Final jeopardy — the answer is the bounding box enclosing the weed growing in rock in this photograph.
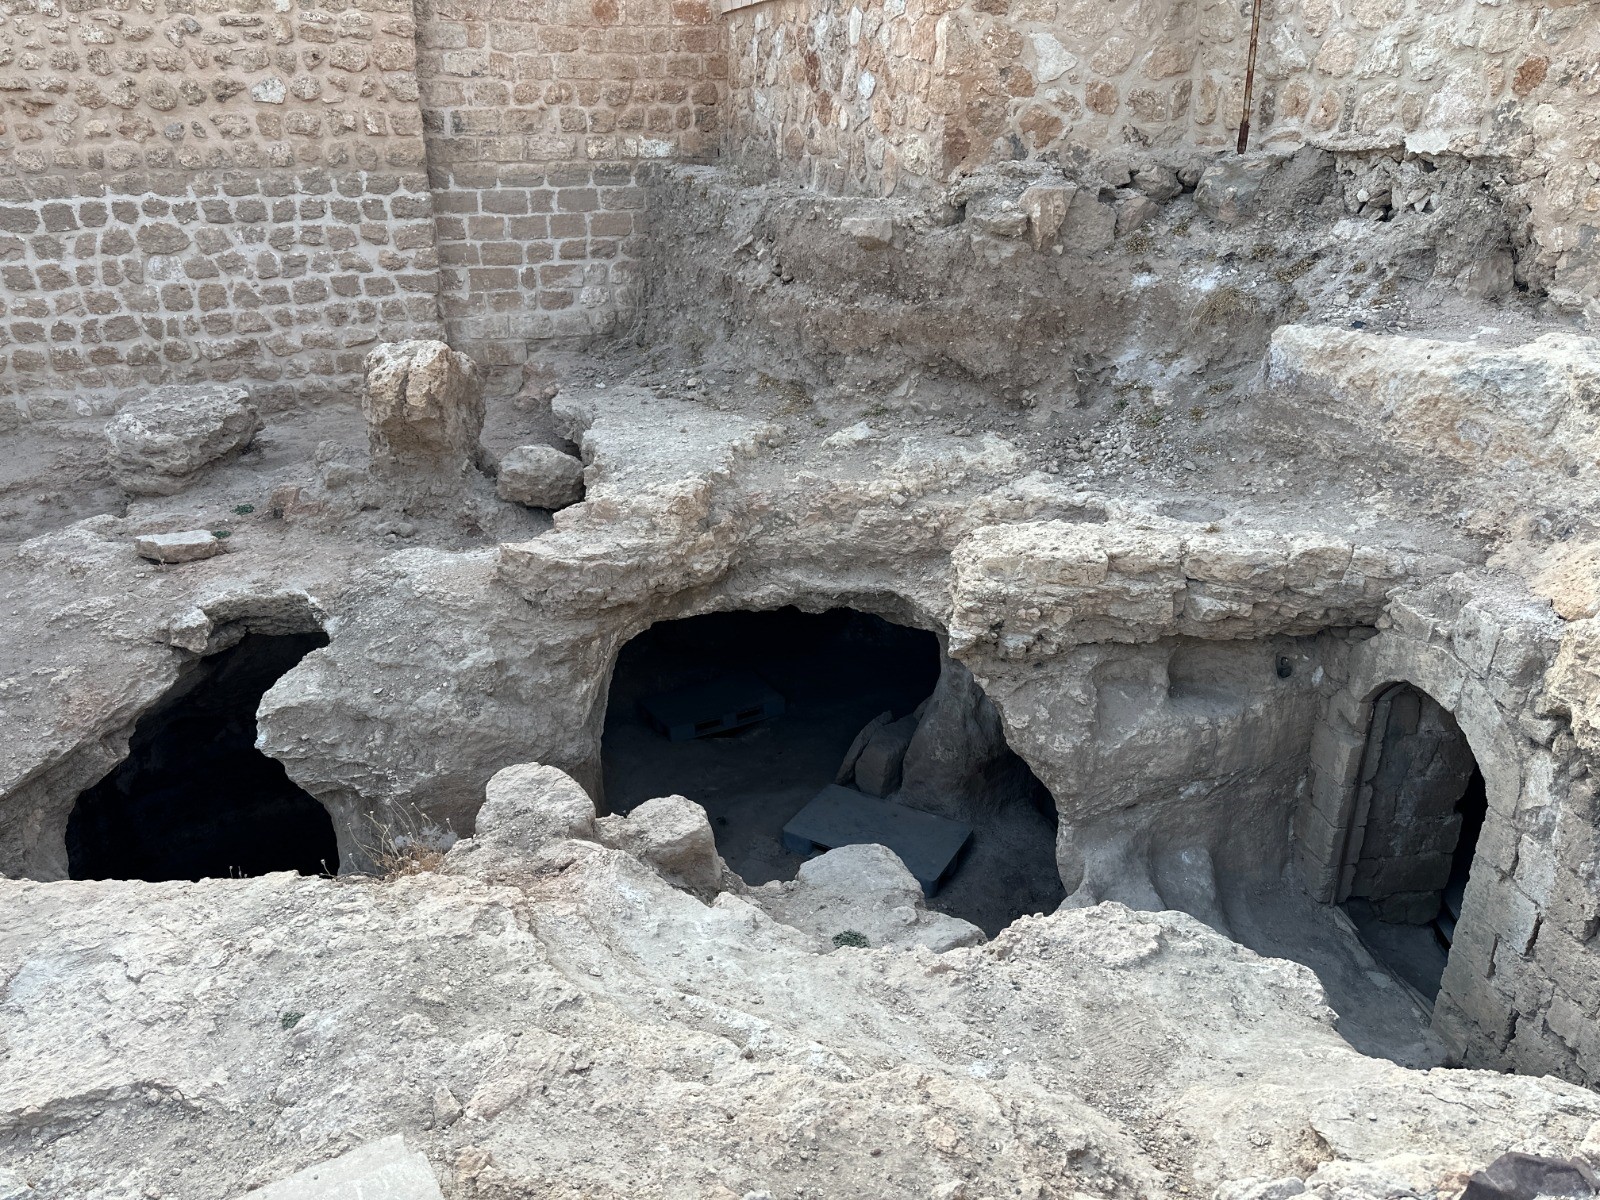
[365,804,455,879]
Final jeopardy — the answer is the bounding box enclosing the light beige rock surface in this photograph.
[495,444,585,510]
[0,789,1594,1199]
[363,341,486,488]
[106,385,261,497]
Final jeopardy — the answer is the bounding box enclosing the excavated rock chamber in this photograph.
[602,606,1064,933]
[66,632,339,882]
[1341,683,1489,1002]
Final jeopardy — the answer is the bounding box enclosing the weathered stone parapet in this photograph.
[947,518,1445,658]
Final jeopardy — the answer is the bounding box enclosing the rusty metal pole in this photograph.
[1236,0,1264,153]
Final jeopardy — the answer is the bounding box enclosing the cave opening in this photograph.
[1341,682,1487,1002]
[601,605,1063,934]
[66,631,339,883]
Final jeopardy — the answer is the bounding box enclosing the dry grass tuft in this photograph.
[364,804,455,880]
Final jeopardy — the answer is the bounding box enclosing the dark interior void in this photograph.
[67,632,339,882]
[1342,683,1485,1002]
[602,606,1064,934]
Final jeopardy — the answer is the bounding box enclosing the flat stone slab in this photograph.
[782,785,972,895]
[133,530,228,564]
[639,669,785,741]
[236,1135,443,1200]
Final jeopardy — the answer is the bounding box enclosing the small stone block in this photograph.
[782,785,972,896]
[236,1134,443,1200]
[133,530,228,564]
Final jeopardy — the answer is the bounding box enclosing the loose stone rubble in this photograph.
[130,529,230,565]
[1,1,1599,1194]
[495,445,587,511]
[105,386,261,497]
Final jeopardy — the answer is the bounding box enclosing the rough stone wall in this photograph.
[722,0,1212,195]
[1296,575,1600,1083]
[1251,0,1600,316]
[720,0,1598,313]
[415,0,727,390]
[0,0,445,414]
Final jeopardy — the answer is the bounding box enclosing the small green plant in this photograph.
[1189,404,1205,421]
[832,930,869,949]
[211,529,231,539]
[280,1011,304,1030]
[233,503,255,515]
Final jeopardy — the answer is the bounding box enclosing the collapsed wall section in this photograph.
[717,0,1598,313]
[0,0,445,415]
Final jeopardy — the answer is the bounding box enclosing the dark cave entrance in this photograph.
[601,606,1063,934]
[66,632,339,882]
[1341,683,1487,1002]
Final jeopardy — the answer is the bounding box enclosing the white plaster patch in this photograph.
[1029,32,1076,83]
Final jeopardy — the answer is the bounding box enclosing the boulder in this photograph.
[1116,195,1160,236]
[854,714,919,797]
[133,530,228,564]
[1133,164,1182,202]
[842,215,893,250]
[363,340,485,485]
[106,385,260,496]
[444,762,597,880]
[1020,183,1073,250]
[496,444,586,510]
[596,794,729,895]
[836,710,892,784]
[1196,157,1280,225]
[751,843,984,953]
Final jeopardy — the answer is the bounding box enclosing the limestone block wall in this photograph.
[415,0,727,391]
[1296,576,1600,1084]
[0,0,444,414]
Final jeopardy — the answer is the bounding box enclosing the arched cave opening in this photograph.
[601,606,1063,933]
[1341,682,1487,1002]
[66,632,339,882]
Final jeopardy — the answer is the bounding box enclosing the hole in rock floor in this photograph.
[67,632,340,882]
[602,606,1065,934]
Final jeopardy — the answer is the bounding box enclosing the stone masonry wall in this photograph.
[723,0,1236,197]
[1296,576,1600,1085]
[1250,0,1600,318]
[721,0,1598,316]
[0,0,443,415]
[414,0,727,392]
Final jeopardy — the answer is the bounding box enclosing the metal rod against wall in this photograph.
[1236,0,1264,153]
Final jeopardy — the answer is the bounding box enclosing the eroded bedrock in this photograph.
[2,1,1600,1188]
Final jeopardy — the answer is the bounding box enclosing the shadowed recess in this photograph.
[67,632,338,882]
